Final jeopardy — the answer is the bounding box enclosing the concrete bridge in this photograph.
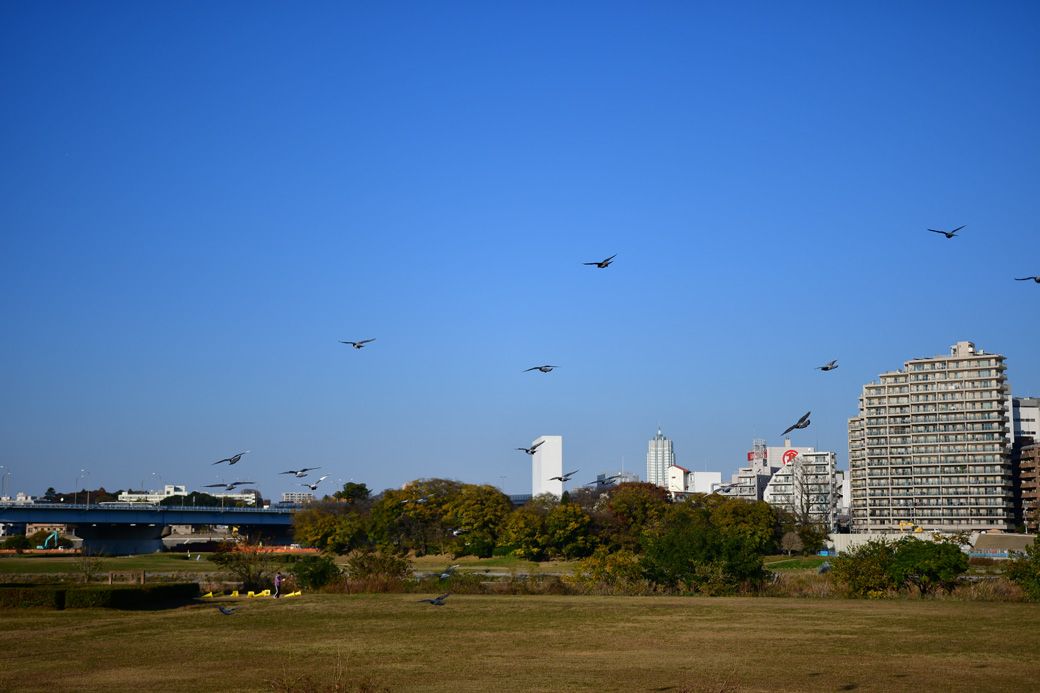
[0,503,296,555]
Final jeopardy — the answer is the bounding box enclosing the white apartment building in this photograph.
[646,428,675,488]
[763,450,840,530]
[1014,397,1040,442]
[281,492,315,504]
[532,435,564,498]
[848,341,1014,532]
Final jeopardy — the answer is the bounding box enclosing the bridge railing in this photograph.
[0,503,297,514]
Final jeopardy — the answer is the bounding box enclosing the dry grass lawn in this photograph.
[1,594,1038,692]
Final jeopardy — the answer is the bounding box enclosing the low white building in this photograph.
[667,464,721,496]
[118,484,187,504]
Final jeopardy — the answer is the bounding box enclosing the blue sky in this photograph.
[2,1,1038,499]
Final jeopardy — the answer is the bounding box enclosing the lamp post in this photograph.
[75,469,88,505]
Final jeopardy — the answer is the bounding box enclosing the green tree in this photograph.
[887,537,968,595]
[568,547,645,592]
[333,482,371,506]
[288,554,341,589]
[1004,535,1040,601]
[293,506,369,554]
[639,503,766,594]
[603,482,670,550]
[443,484,512,558]
[499,498,557,560]
[543,502,595,559]
[830,539,898,597]
[2,534,31,551]
[701,495,778,554]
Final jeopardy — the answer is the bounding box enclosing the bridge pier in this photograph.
[74,523,169,556]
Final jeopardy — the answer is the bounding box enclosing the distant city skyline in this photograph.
[1,3,1038,499]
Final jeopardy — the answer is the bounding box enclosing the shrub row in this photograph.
[0,583,199,610]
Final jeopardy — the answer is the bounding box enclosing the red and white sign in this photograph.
[781,450,799,465]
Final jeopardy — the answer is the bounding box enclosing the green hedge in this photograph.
[1,583,199,610]
[0,585,66,609]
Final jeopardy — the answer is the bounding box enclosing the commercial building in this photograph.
[646,428,675,488]
[531,435,563,498]
[848,341,1014,532]
[280,492,315,504]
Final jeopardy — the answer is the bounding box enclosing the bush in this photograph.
[1005,536,1040,601]
[0,585,66,609]
[830,539,898,597]
[64,583,200,609]
[289,554,341,590]
[342,549,412,582]
[2,535,31,552]
[567,548,648,594]
[210,541,276,591]
[888,537,967,595]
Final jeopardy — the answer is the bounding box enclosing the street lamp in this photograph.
[75,469,88,505]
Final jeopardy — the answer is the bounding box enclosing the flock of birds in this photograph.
[205,451,328,494]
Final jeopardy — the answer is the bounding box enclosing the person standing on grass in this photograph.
[274,571,283,598]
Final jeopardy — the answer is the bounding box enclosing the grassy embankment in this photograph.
[1,593,1038,692]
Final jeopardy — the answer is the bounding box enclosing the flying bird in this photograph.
[516,441,545,455]
[816,360,839,371]
[549,469,580,482]
[204,481,255,491]
[216,605,237,616]
[300,475,329,491]
[417,593,451,606]
[213,451,249,466]
[439,565,461,580]
[1014,275,1040,283]
[928,225,965,239]
[280,467,322,478]
[340,339,375,349]
[781,411,812,436]
[585,475,621,488]
[583,254,617,268]
[523,365,558,373]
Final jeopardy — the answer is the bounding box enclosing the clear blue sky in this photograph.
[2,1,1038,499]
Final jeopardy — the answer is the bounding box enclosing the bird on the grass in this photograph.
[204,481,255,491]
[782,411,812,436]
[583,254,617,269]
[928,225,965,239]
[340,339,375,349]
[300,475,329,491]
[523,365,558,373]
[280,467,321,478]
[418,593,451,606]
[516,441,545,455]
[549,469,580,482]
[816,360,839,372]
[1014,275,1040,283]
[216,605,237,615]
[213,451,249,466]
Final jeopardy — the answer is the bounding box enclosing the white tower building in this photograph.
[646,428,675,488]
[531,435,563,498]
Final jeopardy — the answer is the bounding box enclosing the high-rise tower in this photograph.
[848,341,1014,532]
[531,435,563,498]
[646,428,675,488]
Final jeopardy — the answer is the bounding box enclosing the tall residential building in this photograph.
[848,341,1014,532]
[531,435,563,498]
[763,450,841,531]
[646,428,675,488]
[1012,397,1040,529]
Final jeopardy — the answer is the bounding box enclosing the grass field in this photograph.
[0,553,221,576]
[1,594,1038,692]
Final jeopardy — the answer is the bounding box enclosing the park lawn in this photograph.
[763,555,830,571]
[1,594,1038,692]
[0,553,222,576]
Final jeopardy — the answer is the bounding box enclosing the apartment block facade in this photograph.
[848,341,1014,532]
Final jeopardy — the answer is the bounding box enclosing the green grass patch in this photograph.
[764,555,830,571]
[0,553,221,576]
[0,594,1038,691]
[407,553,579,575]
